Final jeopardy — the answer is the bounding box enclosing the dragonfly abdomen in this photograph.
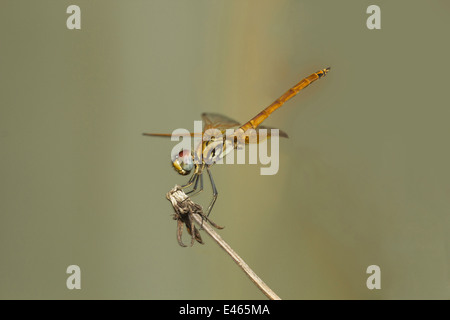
[240,67,330,132]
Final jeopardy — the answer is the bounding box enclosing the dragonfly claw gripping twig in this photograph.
[166,185,223,247]
[165,185,281,300]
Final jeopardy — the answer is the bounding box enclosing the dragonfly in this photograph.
[144,67,330,217]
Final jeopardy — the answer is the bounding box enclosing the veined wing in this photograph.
[143,113,288,141]
[237,125,289,144]
[202,113,241,132]
[141,114,233,138]
[202,113,288,144]
[142,113,236,139]
[258,125,289,139]
[142,132,202,138]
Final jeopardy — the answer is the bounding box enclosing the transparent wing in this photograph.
[202,113,241,131]
[143,114,288,141]
[239,126,289,144]
[258,125,289,139]
[142,132,202,138]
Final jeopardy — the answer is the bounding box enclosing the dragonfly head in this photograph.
[172,149,194,176]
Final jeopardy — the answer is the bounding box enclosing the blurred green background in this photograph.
[1,0,449,299]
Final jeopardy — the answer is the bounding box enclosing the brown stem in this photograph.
[190,212,281,300]
[167,186,281,300]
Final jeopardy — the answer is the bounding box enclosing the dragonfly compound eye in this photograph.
[172,149,194,175]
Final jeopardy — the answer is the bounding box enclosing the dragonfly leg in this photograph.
[181,163,205,190]
[187,173,203,197]
[185,174,199,195]
[181,172,197,189]
[205,166,218,217]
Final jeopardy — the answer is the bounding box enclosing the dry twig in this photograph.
[166,185,281,300]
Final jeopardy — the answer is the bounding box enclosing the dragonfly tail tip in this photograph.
[318,67,331,78]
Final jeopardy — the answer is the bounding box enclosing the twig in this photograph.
[190,211,281,300]
[166,186,281,300]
